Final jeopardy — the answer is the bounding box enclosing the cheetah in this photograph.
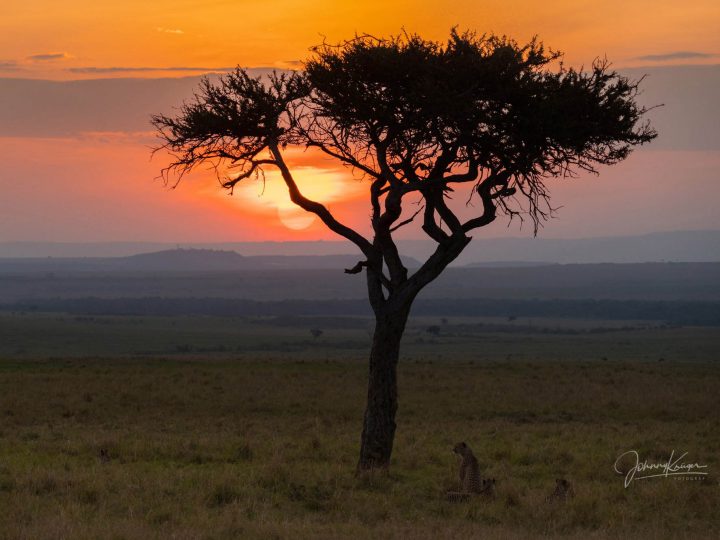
[454,441,483,493]
[446,442,495,501]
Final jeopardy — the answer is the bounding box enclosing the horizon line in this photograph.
[1,229,719,246]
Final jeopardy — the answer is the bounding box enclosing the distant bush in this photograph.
[310,328,323,339]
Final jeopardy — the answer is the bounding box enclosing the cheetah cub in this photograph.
[547,478,575,502]
[446,442,496,501]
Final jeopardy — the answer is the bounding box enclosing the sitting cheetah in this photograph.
[454,441,483,493]
[446,442,496,501]
[547,478,575,502]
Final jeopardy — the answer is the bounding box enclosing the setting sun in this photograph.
[219,145,368,231]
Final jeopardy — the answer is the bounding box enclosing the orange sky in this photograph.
[2,0,719,79]
[0,1,719,243]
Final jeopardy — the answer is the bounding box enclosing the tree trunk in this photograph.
[357,305,411,472]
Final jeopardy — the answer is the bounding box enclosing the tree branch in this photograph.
[344,260,367,274]
[367,136,409,286]
[392,232,471,310]
[461,170,512,232]
[389,205,424,233]
[426,187,463,235]
[421,198,450,244]
[305,139,381,180]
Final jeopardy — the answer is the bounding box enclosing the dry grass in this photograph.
[0,355,718,539]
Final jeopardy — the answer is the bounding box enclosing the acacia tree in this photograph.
[152,30,656,471]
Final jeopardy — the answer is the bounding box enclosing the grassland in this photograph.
[1,313,717,362]
[0,315,718,538]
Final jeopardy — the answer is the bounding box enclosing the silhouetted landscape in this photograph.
[3,11,720,539]
[1,240,719,363]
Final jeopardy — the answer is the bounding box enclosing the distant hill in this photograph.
[124,249,247,271]
[0,248,421,273]
[1,230,719,264]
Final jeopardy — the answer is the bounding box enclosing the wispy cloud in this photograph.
[27,52,73,62]
[156,27,184,35]
[68,66,237,74]
[635,51,714,62]
[0,60,22,71]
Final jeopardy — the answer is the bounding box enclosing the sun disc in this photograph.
[277,206,316,230]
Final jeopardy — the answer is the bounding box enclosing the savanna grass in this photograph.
[0,354,718,539]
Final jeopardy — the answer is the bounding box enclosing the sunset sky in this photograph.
[1,1,719,244]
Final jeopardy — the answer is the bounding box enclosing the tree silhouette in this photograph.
[152,30,656,471]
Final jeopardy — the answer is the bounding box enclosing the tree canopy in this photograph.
[154,30,655,304]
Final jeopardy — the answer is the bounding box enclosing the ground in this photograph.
[0,315,718,538]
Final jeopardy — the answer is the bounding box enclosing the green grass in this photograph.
[1,349,719,538]
[1,313,717,362]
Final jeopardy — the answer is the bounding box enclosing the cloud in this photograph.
[635,51,714,62]
[157,27,184,34]
[27,52,72,62]
[0,61,22,71]
[68,66,237,74]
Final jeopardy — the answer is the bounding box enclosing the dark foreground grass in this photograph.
[1,356,718,539]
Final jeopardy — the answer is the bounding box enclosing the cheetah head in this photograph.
[452,442,469,455]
